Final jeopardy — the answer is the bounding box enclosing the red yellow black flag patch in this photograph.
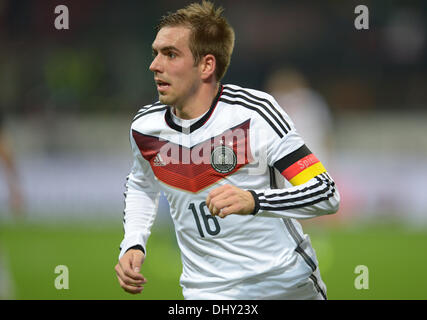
[274,145,326,185]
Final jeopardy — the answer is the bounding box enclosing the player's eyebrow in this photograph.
[152,45,182,55]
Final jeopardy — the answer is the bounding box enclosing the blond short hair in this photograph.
[157,1,235,82]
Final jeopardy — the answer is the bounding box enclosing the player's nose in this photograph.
[149,55,163,73]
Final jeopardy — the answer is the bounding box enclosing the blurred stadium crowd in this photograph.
[0,0,426,224]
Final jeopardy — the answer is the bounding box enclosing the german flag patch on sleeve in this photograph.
[274,144,326,186]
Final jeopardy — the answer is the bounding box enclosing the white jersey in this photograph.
[119,84,340,299]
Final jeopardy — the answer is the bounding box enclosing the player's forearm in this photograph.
[120,179,160,259]
[249,173,340,219]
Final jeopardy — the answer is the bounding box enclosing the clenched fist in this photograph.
[206,184,255,218]
[115,249,147,294]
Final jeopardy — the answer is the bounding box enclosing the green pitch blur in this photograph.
[0,218,426,299]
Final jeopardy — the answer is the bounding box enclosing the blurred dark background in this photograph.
[0,0,426,221]
[1,0,426,117]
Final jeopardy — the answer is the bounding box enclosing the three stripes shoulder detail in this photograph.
[255,173,336,212]
[219,86,291,138]
[132,102,168,122]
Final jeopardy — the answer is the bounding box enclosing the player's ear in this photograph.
[200,54,216,81]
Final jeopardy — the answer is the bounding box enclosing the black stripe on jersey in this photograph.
[274,144,312,173]
[282,218,318,272]
[221,90,290,136]
[250,170,326,215]
[133,102,163,118]
[261,183,331,205]
[222,86,292,132]
[283,218,328,299]
[283,218,303,243]
[134,101,163,116]
[133,104,168,123]
[260,177,324,201]
[260,188,336,211]
[219,97,284,138]
[295,246,317,271]
[258,176,336,210]
[269,166,277,189]
[320,172,335,186]
[310,274,327,300]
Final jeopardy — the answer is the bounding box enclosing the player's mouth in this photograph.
[155,79,170,92]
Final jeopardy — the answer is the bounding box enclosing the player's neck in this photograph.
[173,82,220,120]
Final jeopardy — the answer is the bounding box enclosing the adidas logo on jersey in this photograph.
[153,153,166,166]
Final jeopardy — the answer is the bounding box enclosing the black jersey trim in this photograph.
[320,172,335,186]
[260,188,336,211]
[258,176,334,209]
[295,246,317,271]
[310,274,327,300]
[132,105,168,123]
[126,244,145,255]
[164,85,223,134]
[221,89,290,136]
[283,218,303,243]
[259,174,336,210]
[248,190,260,215]
[282,218,316,270]
[269,166,278,188]
[282,218,320,279]
[134,101,163,116]
[260,182,331,205]
[222,86,291,132]
[259,173,335,210]
[219,97,284,138]
[269,160,326,300]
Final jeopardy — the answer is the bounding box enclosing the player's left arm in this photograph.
[207,106,339,219]
[206,148,340,219]
[247,144,340,219]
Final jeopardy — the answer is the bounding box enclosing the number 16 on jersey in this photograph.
[189,201,221,237]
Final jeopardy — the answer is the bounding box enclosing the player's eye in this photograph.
[167,52,176,59]
[152,50,158,57]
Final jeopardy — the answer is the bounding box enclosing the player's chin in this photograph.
[158,94,173,105]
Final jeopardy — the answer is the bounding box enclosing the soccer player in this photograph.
[115,1,340,300]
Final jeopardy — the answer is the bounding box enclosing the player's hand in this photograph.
[115,249,147,294]
[206,184,255,218]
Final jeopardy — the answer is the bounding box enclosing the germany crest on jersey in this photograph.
[210,145,236,173]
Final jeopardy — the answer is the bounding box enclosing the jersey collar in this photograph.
[164,84,223,134]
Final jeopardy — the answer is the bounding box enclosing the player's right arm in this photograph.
[116,126,161,293]
[115,248,146,294]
